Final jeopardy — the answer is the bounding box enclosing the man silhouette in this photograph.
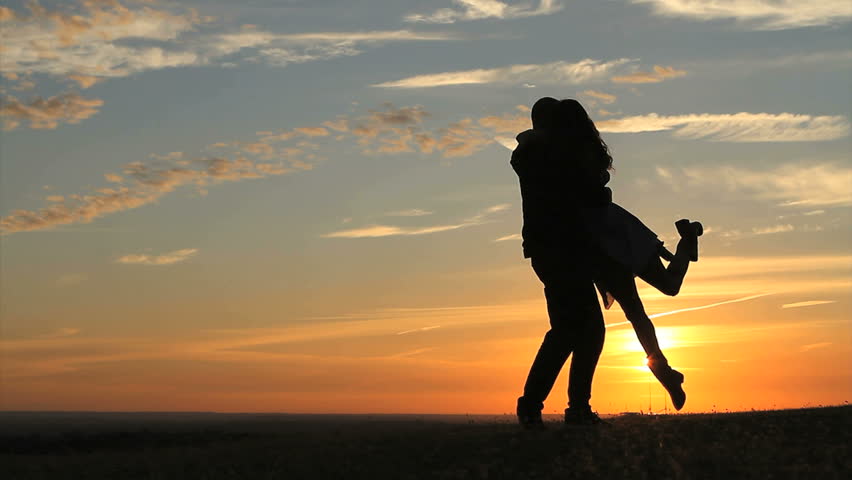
[511,97,610,427]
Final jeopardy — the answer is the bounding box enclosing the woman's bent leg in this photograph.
[640,250,689,297]
[645,221,702,296]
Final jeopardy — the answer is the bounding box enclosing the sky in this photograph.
[1,0,850,415]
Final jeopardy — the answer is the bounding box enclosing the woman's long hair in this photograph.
[557,99,613,173]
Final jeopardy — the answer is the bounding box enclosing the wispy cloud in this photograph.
[7,101,847,233]
[212,29,457,68]
[1,93,103,130]
[655,162,852,207]
[782,300,837,309]
[385,209,434,217]
[67,74,102,89]
[714,223,797,241]
[0,1,457,81]
[0,1,458,129]
[396,325,442,335]
[495,233,522,242]
[799,342,832,352]
[0,0,204,80]
[752,224,795,235]
[582,90,617,104]
[1,155,290,234]
[352,108,846,169]
[630,0,852,30]
[373,58,632,88]
[598,112,850,142]
[322,204,509,239]
[40,327,81,339]
[339,104,496,158]
[405,0,563,24]
[0,103,447,233]
[116,248,199,266]
[611,65,686,83]
[321,224,470,238]
[2,72,36,92]
[713,225,793,241]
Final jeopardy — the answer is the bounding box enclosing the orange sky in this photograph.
[3,255,849,414]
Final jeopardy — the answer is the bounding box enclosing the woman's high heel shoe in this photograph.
[648,353,687,411]
[675,219,703,262]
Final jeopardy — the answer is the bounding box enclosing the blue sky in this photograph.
[1,1,850,413]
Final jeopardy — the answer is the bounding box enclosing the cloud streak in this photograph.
[322,204,510,239]
[611,65,686,83]
[782,300,836,309]
[0,103,451,234]
[605,293,774,329]
[373,58,632,88]
[6,102,847,233]
[656,162,852,207]
[116,248,199,266]
[751,224,794,235]
[495,233,522,242]
[0,1,458,129]
[1,93,103,130]
[212,29,457,69]
[405,0,563,24]
[396,325,442,335]
[0,1,457,81]
[583,90,617,104]
[0,0,204,79]
[385,209,434,217]
[388,108,849,160]
[40,327,81,339]
[799,342,832,352]
[598,112,850,142]
[1,156,290,234]
[630,0,852,30]
[338,103,497,158]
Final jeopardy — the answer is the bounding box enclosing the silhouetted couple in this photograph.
[511,97,703,427]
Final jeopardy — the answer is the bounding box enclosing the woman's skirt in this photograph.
[581,203,663,308]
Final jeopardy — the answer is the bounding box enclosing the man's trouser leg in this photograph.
[566,286,605,409]
[521,256,604,409]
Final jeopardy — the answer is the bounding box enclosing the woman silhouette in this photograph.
[556,98,702,411]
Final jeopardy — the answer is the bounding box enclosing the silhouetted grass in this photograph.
[2,406,849,479]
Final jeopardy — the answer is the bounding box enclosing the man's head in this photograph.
[531,97,559,132]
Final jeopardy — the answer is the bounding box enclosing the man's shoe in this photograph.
[517,396,545,429]
[564,405,607,426]
[675,219,704,261]
[648,355,687,411]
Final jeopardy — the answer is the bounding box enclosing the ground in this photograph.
[2,405,850,479]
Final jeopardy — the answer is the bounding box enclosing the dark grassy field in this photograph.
[2,406,850,479]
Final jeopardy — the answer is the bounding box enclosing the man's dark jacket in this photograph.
[510,129,611,260]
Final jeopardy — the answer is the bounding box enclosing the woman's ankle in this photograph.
[647,352,667,366]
